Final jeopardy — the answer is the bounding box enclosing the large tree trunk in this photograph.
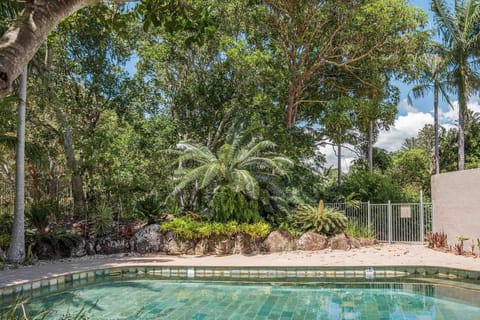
[7,66,27,264]
[63,121,85,216]
[434,83,440,174]
[368,120,373,173]
[55,110,85,215]
[0,0,101,98]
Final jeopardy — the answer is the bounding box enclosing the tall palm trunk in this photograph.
[337,136,342,185]
[7,65,27,263]
[433,83,440,174]
[458,74,467,171]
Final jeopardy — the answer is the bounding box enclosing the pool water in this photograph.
[21,280,480,319]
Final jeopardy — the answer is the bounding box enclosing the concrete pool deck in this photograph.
[1,243,480,287]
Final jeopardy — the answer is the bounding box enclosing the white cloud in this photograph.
[397,98,418,115]
[317,96,480,169]
[318,142,358,172]
[376,112,433,151]
[439,96,480,124]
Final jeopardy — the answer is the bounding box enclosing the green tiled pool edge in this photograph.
[2,265,480,303]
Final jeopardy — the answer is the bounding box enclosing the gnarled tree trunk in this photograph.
[0,0,101,98]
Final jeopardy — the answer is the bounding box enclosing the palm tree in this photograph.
[172,135,292,204]
[410,52,453,174]
[432,0,480,170]
[7,66,27,263]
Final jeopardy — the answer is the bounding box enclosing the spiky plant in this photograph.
[293,200,347,236]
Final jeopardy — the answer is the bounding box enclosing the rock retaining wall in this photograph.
[70,224,376,258]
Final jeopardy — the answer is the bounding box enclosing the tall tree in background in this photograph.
[259,0,426,129]
[432,0,480,170]
[410,52,453,174]
[7,66,27,263]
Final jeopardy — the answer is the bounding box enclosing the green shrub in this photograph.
[160,217,270,240]
[135,195,166,224]
[89,203,113,237]
[0,234,10,251]
[345,221,374,239]
[27,202,50,233]
[293,201,347,236]
[211,186,260,223]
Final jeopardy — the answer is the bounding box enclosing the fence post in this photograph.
[367,201,371,234]
[420,190,424,243]
[388,200,392,243]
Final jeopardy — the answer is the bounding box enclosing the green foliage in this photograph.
[89,203,113,237]
[293,205,348,236]
[135,195,166,224]
[27,202,51,233]
[211,186,260,223]
[160,217,270,240]
[339,169,407,202]
[345,221,374,239]
[0,234,10,251]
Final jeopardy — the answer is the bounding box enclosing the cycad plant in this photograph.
[172,134,292,222]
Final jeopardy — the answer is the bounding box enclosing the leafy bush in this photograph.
[211,186,260,223]
[293,201,347,236]
[89,203,113,237]
[160,217,270,240]
[0,234,10,251]
[27,202,50,232]
[135,195,166,224]
[345,221,374,239]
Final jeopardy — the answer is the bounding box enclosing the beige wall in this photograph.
[431,168,480,254]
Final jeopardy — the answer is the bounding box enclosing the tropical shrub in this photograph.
[89,203,113,237]
[172,134,292,220]
[345,221,374,239]
[135,195,166,224]
[160,217,270,240]
[293,200,347,236]
[211,186,260,223]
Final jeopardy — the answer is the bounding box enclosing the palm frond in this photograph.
[231,169,260,199]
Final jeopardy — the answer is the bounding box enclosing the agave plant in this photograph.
[293,200,347,236]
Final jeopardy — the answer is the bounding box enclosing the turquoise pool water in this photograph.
[19,280,480,319]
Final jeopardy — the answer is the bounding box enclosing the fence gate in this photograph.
[326,201,433,243]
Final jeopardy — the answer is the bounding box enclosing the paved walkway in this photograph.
[1,243,480,287]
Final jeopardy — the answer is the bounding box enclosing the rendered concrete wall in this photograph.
[431,168,480,254]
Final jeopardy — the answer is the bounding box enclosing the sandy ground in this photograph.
[1,243,479,287]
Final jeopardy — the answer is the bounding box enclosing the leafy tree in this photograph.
[257,0,427,128]
[432,0,480,170]
[390,148,431,198]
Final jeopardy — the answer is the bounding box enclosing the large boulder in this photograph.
[262,230,296,252]
[163,231,195,255]
[359,238,376,246]
[297,232,328,251]
[85,240,96,255]
[328,234,350,250]
[70,239,87,257]
[95,237,128,255]
[233,233,262,254]
[133,224,163,253]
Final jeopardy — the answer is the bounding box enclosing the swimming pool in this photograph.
[1,266,480,319]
